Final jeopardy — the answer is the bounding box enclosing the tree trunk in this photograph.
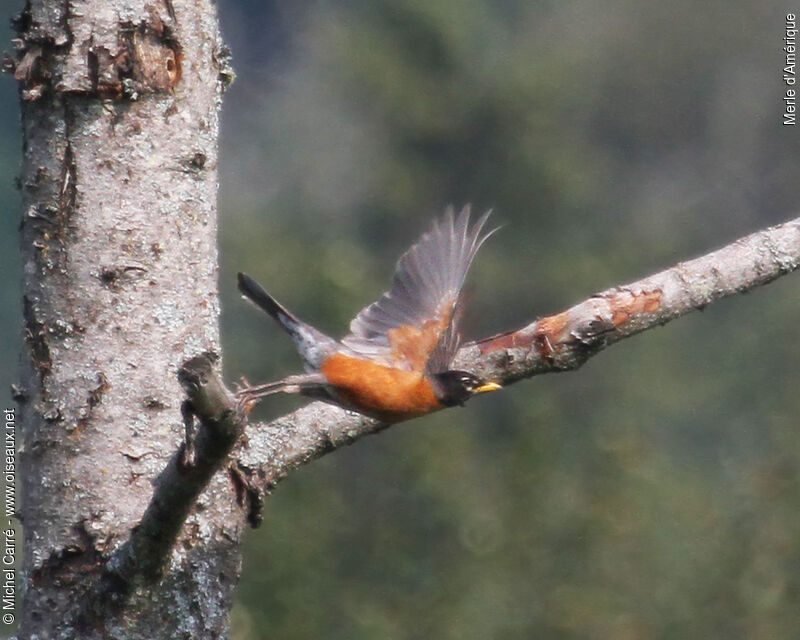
[14,1,240,637]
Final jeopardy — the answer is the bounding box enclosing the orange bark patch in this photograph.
[536,310,570,339]
[530,311,572,363]
[477,331,527,353]
[321,353,442,422]
[477,310,570,357]
[609,290,662,326]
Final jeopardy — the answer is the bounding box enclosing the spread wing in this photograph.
[340,206,495,373]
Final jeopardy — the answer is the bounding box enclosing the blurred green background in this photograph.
[3,1,800,638]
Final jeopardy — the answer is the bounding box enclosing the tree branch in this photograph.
[85,353,246,620]
[233,215,800,522]
[153,216,798,533]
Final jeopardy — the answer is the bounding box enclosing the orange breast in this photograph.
[321,353,443,422]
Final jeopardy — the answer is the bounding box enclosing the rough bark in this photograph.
[14,0,237,638]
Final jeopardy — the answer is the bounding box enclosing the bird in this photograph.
[236,205,502,422]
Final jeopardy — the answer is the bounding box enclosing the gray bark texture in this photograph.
[14,0,238,638]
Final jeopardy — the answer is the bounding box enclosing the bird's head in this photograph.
[430,370,502,407]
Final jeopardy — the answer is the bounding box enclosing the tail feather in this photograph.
[238,272,301,334]
[237,272,337,369]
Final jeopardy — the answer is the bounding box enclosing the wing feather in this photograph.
[341,206,496,372]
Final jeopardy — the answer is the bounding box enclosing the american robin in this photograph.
[237,205,502,422]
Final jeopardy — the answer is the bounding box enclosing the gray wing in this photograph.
[340,205,495,373]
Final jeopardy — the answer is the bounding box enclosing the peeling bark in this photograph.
[14,1,238,638]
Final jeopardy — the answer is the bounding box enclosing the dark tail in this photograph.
[237,272,302,334]
[237,272,338,369]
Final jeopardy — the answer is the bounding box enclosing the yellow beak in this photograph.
[474,381,502,394]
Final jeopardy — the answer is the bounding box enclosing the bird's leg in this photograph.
[237,379,290,399]
[237,373,328,403]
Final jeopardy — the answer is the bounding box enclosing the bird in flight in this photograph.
[237,206,502,422]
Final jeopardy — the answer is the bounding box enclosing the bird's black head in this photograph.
[429,370,502,407]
